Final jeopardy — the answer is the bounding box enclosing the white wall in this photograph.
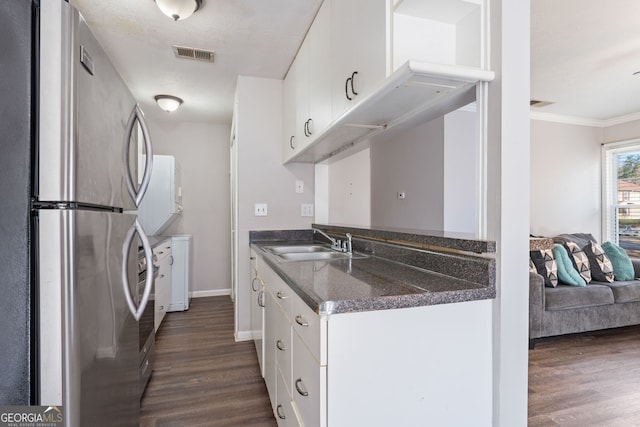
[147,119,231,296]
[602,118,640,143]
[444,109,479,233]
[529,119,603,239]
[371,118,445,230]
[327,148,371,226]
[235,76,315,338]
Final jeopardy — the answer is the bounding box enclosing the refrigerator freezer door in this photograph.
[39,209,139,426]
[38,1,139,210]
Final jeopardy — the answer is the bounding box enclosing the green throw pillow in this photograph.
[552,244,586,287]
[601,241,635,281]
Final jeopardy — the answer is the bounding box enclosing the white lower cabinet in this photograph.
[255,253,493,426]
[275,366,296,426]
[291,333,326,427]
[153,239,172,331]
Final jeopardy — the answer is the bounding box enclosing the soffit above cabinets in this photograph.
[285,60,495,164]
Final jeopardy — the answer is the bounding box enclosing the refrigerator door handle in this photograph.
[122,218,153,321]
[123,104,153,207]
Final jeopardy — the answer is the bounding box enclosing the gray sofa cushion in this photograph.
[553,233,597,248]
[545,283,614,311]
[596,280,640,303]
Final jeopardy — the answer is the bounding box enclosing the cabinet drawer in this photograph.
[275,367,298,427]
[274,302,292,394]
[292,333,325,427]
[153,240,172,261]
[261,263,293,320]
[291,293,326,365]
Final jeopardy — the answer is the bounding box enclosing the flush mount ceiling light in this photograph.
[154,95,183,112]
[154,0,202,21]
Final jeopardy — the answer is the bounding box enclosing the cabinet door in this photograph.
[331,0,388,119]
[294,38,310,152]
[307,0,333,142]
[291,333,326,427]
[154,247,172,331]
[263,291,278,408]
[282,63,298,162]
[251,270,265,375]
[275,368,297,427]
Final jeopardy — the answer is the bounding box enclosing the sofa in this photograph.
[529,233,640,349]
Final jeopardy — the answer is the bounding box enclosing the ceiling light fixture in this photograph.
[154,95,183,112]
[154,0,202,21]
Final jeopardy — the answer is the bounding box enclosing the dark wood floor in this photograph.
[529,325,640,426]
[141,297,640,425]
[140,296,277,427]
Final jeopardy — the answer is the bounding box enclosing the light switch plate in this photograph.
[301,203,314,217]
[255,203,268,216]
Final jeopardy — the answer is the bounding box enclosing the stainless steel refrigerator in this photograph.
[0,1,154,425]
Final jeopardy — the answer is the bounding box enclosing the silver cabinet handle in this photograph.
[295,315,308,327]
[122,219,153,321]
[251,277,259,292]
[289,135,295,150]
[169,255,174,266]
[276,339,287,351]
[276,291,288,300]
[123,104,153,207]
[258,290,265,308]
[276,404,286,419]
[295,379,309,397]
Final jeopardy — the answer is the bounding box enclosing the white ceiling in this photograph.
[71,0,640,125]
[70,0,322,124]
[531,0,640,122]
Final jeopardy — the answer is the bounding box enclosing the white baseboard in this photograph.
[235,330,253,342]
[191,289,232,298]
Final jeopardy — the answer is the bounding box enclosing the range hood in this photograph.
[286,60,495,164]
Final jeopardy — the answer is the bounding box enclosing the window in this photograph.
[602,140,640,258]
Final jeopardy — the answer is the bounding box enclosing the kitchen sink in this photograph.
[264,244,367,262]
[264,244,333,254]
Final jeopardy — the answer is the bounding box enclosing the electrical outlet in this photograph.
[255,203,268,216]
[397,192,406,200]
[301,203,314,217]
[295,180,304,193]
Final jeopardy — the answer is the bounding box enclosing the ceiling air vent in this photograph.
[530,99,554,108]
[172,45,215,63]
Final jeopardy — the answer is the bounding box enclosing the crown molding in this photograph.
[530,110,640,128]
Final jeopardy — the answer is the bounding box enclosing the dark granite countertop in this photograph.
[250,228,495,315]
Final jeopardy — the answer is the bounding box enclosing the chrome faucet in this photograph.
[312,228,352,254]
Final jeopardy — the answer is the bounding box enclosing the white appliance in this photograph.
[138,155,183,236]
[0,1,155,425]
[168,235,192,312]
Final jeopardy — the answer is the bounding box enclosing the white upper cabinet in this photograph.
[307,2,333,142]
[282,61,298,162]
[331,0,388,120]
[284,0,333,163]
[283,0,492,164]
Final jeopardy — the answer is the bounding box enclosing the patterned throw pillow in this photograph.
[529,258,537,274]
[563,241,592,283]
[530,249,559,287]
[583,241,614,283]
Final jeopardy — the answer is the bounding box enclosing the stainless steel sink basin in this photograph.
[264,244,367,262]
[277,251,354,261]
[265,245,332,254]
